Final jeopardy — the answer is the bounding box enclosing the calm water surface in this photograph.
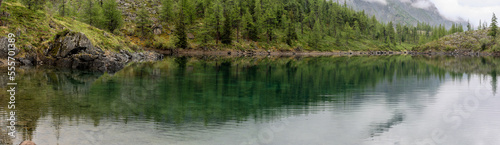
[1,56,500,145]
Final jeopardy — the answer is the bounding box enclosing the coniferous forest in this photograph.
[5,0,469,52]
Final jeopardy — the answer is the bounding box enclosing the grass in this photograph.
[0,0,137,56]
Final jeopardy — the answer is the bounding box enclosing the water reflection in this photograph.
[0,55,499,145]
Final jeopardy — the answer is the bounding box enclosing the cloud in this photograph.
[429,0,500,26]
[362,0,387,5]
[399,0,434,10]
[411,0,433,9]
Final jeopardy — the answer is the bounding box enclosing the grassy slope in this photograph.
[0,0,137,57]
[413,29,500,52]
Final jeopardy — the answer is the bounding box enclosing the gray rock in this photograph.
[48,32,95,57]
[43,30,163,73]
[187,33,195,39]
[0,37,20,58]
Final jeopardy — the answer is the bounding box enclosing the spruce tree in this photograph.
[344,22,352,45]
[175,0,188,49]
[59,0,66,16]
[103,0,123,32]
[82,0,104,28]
[208,0,223,45]
[490,13,498,37]
[467,20,472,31]
[160,0,174,23]
[136,7,152,39]
[221,6,232,45]
[200,9,213,44]
[309,19,322,48]
[241,9,253,40]
[285,14,297,46]
[21,0,46,10]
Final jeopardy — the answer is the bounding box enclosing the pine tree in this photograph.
[285,14,297,46]
[221,2,232,45]
[479,20,482,30]
[175,0,188,49]
[309,19,322,48]
[490,13,498,37]
[102,0,123,32]
[467,20,472,31]
[264,5,276,43]
[82,0,104,28]
[200,9,213,44]
[386,21,396,46]
[21,0,46,10]
[253,0,263,40]
[241,9,253,40]
[160,0,174,23]
[136,7,152,39]
[344,22,352,45]
[59,0,66,16]
[207,0,223,45]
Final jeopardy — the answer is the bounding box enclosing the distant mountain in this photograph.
[344,0,465,28]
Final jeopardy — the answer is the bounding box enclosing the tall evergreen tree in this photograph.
[490,13,498,37]
[467,20,472,31]
[102,0,123,32]
[242,9,254,40]
[221,2,232,45]
[82,0,104,28]
[207,0,223,45]
[175,0,188,49]
[136,7,152,39]
[21,0,46,10]
[59,0,66,16]
[160,0,174,23]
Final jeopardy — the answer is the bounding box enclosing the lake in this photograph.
[1,55,500,145]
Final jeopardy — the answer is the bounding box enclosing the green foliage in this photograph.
[20,0,45,10]
[136,7,152,39]
[102,0,123,32]
[81,0,104,28]
[221,12,232,45]
[309,19,322,48]
[175,3,188,49]
[490,13,498,37]
[160,0,174,23]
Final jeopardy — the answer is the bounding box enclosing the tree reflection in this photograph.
[1,55,500,144]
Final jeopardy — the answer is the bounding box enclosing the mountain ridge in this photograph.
[344,0,466,28]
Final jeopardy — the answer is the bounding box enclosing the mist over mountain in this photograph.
[343,0,466,28]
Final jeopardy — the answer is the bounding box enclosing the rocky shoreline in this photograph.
[2,30,500,73]
[1,31,163,73]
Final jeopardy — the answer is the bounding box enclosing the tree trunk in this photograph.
[237,23,239,43]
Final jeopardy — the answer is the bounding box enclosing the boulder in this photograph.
[187,33,195,39]
[0,37,20,58]
[47,31,95,58]
[43,30,164,73]
[152,24,162,35]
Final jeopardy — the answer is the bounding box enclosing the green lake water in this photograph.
[1,55,500,145]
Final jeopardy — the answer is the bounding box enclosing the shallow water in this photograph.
[1,55,500,145]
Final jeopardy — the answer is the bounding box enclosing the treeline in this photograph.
[18,0,461,50]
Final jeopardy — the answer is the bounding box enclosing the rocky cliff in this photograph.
[0,30,163,73]
[40,30,163,72]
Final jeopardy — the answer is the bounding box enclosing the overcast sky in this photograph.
[430,0,500,27]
